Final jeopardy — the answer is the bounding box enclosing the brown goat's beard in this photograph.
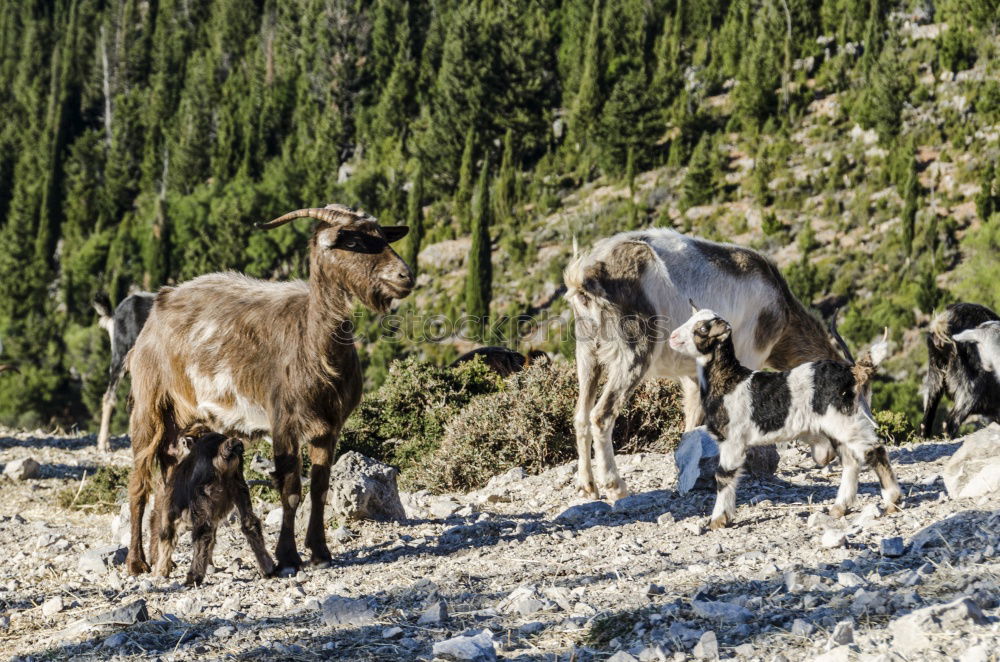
[369,285,411,313]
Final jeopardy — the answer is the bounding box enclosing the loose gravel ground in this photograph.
[1,428,997,661]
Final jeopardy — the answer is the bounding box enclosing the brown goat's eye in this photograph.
[335,231,386,254]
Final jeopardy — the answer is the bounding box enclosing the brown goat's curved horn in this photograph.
[255,208,346,230]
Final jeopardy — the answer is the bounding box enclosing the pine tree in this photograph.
[456,128,475,230]
[975,162,999,221]
[626,145,637,195]
[570,0,602,146]
[857,33,909,140]
[860,0,886,76]
[465,158,492,336]
[402,160,424,276]
[495,129,516,224]
[680,134,715,211]
[901,156,919,255]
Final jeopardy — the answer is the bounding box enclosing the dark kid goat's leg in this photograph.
[186,516,215,586]
[233,481,276,577]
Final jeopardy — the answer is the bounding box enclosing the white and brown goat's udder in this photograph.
[186,366,271,435]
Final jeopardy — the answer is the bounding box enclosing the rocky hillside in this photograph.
[2,425,997,661]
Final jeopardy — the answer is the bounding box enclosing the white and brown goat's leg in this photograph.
[679,376,704,431]
[708,437,746,529]
[574,340,602,498]
[589,352,650,501]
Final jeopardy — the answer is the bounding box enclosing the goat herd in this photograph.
[90,204,999,587]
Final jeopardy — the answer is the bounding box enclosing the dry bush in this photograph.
[408,361,683,493]
[57,465,130,512]
[340,357,504,480]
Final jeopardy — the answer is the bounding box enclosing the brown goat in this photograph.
[125,204,413,575]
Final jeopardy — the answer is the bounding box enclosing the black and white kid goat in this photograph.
[669,305,902,529]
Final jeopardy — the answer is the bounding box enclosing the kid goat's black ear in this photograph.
[383,226,409,243]
[688,298,699,315]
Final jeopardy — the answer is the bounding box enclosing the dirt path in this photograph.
[1,428,997,661]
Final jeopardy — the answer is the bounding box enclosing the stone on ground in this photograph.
[691,599,753,623]
[554,501,611,524]
[417,599,448,625]
[3,457,40,480]
[41,596,63,617]
[320,596,376,627]
[821,529,847,548]
[431,629,497,661]
[879,536,905,557]
[827,620,854,647]
[675,428,778,494]
[86,599,149,627]
[942,423,1000,499]
[675,428,719,494]
[889,597,987,654]
[692,629,719,660]
[78,546,127,576]
[327,451,406,521]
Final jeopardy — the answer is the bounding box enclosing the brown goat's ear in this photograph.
[383,226,409,243]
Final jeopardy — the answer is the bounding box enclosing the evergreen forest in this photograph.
[1,0,999,436]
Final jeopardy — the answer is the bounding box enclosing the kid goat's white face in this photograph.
[669,308,723,358]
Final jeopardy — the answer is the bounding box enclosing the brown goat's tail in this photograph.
[127,392,172,500]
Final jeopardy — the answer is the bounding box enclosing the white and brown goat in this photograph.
[125,204,413,575]
[563,229,848,501]
[669,306,901,528]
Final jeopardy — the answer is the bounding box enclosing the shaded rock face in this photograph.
[328,451,406,522]
[675,427,778,494]
[943,423,1000,499]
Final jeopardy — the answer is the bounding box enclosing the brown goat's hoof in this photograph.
[708,515,730,530]
[829,505,847,519]
[184,573,204,587]
[126,557,151,575]
[276,547,304,572]
[310,554,333,569]
[884,501,902,515]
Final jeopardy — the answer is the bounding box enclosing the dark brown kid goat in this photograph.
[151,426,275,585]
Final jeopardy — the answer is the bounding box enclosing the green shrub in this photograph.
[407,361,683,493]
[340,357,504,479]
[955,214,1000,311]
[874,409,916,446]
[58,465,130,512]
